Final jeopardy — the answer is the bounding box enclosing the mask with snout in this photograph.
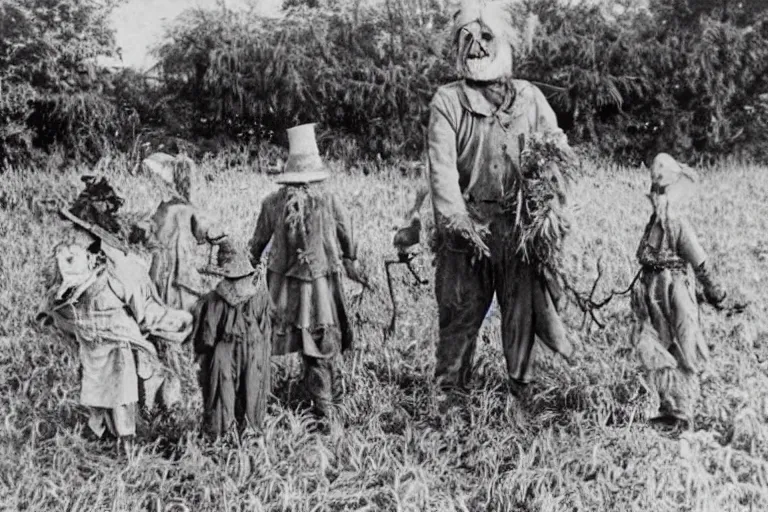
[452,1,538,83]
[455,19,513,82]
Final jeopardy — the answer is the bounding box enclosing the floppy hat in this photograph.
[275,123,329,185]
[650,153,698,201]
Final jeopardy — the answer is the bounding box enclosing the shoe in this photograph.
[507,378,531,399]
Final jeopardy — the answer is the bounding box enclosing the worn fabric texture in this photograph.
[40,249,193,436]
[193,278,272,437]
[434,212,571,387]
[147,199,223,313]
[631,211,711,422]
[88,403,137,438]
[249,186,357,281]
[427,79,572,388]
[249,184,356,412]
[632,213,709,373]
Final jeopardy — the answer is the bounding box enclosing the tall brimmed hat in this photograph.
[650,153,698,201]
[200,241,255,279]
[275,123,329,185]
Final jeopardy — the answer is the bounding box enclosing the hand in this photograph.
[447,214,490,259]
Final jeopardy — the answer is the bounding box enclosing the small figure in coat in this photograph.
[631,153,727,429]
[193,242,272,438]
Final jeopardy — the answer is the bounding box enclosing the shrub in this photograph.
[0,0,127,169]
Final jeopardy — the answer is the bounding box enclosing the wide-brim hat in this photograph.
[59,208,128,254]
[275,123,329,185]
[199,243,255,279]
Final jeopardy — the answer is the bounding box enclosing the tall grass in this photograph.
[0,153,767,511]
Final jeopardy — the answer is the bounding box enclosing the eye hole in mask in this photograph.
[650,183,667,195]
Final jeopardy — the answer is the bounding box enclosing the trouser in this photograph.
[88,403,137,438]
[433,222,572,390]
[649,367,700,422]
[199,337,271,437]
[302,327,343,418]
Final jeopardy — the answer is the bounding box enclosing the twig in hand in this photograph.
[561,256,643,330]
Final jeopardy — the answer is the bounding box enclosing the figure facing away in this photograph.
[631,153,727,429]
[38,204,193,451]
[426,0,574,395]
[140,153,228,313]
[193,242,272,438]
[248,123,360,419]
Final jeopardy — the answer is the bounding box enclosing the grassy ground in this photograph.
[0,154,767,511]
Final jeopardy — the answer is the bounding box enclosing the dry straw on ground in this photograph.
[0,153,767,511]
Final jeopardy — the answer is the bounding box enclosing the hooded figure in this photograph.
[248,123,359,419]
[630,153,727,429]
[193,242,272,437]
[427,0,573,395]
[140,154,228,313]
[37,203,193,449]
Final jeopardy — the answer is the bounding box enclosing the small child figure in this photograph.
[631,153,727,430]
[193,242,272,438]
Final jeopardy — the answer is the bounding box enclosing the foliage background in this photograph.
[3,0,768,169]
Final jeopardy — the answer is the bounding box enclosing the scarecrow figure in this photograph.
[248,123,361,418]
[193,242,272,438]
[426,0,575,395]
[37,203,193,449]
[138,153,228,313]
[630,153,727,429]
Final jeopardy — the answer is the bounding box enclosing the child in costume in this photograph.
[248,123,363,419]
[193,242,272,437]
[38,204,193,451]
[138,153,228,313]
[631,153,727,429]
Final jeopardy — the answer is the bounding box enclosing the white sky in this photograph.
[111,0,283,69]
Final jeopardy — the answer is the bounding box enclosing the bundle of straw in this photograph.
[501,131,577,271]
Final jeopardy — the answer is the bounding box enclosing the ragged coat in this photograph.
[39,249,193,410]
[193,278,272,435]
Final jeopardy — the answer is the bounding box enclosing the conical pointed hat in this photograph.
[276,123,329,185]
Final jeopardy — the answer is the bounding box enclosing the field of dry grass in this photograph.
[0,153,767,511]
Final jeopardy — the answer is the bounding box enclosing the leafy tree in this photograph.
[0,0,126,168]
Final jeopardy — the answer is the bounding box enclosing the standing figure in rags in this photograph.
[193,242,272,438]
[248,124,362,418]
[139,154,229,313]
[37,195,193,451]
[427,0,575,395]
[631,154,727,429]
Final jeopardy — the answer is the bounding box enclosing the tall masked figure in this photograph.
[427,0,574,395]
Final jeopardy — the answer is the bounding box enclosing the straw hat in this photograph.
[649,153,698,202]
[275,123,329,185]
[200,242,255,279]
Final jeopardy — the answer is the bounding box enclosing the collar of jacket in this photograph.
[458,79,531,119]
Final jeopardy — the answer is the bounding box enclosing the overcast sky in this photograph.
[111,0,283,69]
